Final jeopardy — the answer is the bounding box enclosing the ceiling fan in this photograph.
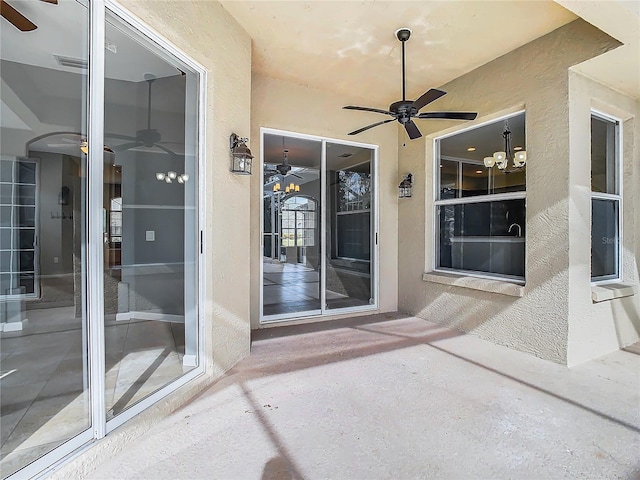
[106,73,177,156]
[1,0,57,32]
[343,28,478,140]
[264,147,303,180]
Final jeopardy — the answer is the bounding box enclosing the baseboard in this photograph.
[115,311,185,323]
[0,319,28,332]
[182,354,197,367]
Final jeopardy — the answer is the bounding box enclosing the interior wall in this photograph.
[397,19,620,364]
[250,73,399,328]
[118,0,252,375]
[567,71,640,365]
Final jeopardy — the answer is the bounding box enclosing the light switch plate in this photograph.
[145,230,155,241]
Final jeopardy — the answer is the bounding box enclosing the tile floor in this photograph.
[0,306,190,478]
[262,260,369,317]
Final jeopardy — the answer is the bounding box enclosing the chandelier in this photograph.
[155,171,189,184]
[483,122,526,171]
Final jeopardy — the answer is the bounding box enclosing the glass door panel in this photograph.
[325,143,374,310]
[103,14,199,420]
[262,134,322,318]
[0,0,91,476]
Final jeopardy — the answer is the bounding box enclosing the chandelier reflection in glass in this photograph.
[273,181,300,194]
[155,171,189,184]
[483,121,526,171]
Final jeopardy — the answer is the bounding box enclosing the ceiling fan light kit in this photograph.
[343,28,478,140]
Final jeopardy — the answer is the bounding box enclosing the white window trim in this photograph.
[431,111,527,284]
[590,109,623,285]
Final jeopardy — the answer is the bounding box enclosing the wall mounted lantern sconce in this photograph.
[230,133,253,175]
[483,122,526,171]
[398,173,413,198]
[156,171,189,184]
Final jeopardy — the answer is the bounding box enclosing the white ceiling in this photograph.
[221,0,638,103]
[1,0,178,82]
[555,0,640,99]
[221,0,578,106]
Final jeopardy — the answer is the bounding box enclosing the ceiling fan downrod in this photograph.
[396,28,411,102]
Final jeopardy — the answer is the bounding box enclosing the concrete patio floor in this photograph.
[86,313,640,480]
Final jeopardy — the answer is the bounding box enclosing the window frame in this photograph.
[590,109,623,285]
[432,110,527,284]
[335,169,372,261]
[0,157,40,300]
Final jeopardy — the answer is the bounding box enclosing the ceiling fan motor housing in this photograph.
[137,128,161,146]
[276,163,291,175]
[389,100,417,124]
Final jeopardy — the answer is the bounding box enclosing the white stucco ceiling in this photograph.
[555,0,640,99]
[0,0,178,82]
[221,0,578,106]
[221,0,639,103]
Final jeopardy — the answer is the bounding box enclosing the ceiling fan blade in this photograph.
[411,88,446,111]
[154,143,179,157]
[343,105,395,116]
[1,0,37,31]
[416,111,478,121]
[40,0,58,4]
[105,132,137,141]
[404,120,422,140]
[288,173,303,179]
[348,118,396,136]
[113,141,143,152]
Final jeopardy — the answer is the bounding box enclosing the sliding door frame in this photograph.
[259,127,379,324]
[7,2,207,478]
[102,0,208,434]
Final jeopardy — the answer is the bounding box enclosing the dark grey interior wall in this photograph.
[106,74,189,315]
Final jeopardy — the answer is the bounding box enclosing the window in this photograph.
[591,112,621,282]
[435,112,526,283]
[336,170,371,260]
[281,196,316,247]
[0,158,38,298]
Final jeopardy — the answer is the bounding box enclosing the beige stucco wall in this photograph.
[567,71,640,366]
[250,73,398,329]
[52,1,252,477]
[397,20,624,364]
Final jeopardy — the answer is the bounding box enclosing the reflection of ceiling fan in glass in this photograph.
[1,0,57,32]
[264,148,303,180]
[27,74,180,157]
[105,73,178,156]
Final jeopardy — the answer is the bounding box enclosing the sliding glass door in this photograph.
[325,142,374,310]
[102,12,199,422]
[1,1,91,476]
[262,134,322,318]
[261,131,376,322]
[0,2,203,478]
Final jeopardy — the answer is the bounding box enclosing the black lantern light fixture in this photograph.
[398,173,413,198]
[230,133,253,175]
